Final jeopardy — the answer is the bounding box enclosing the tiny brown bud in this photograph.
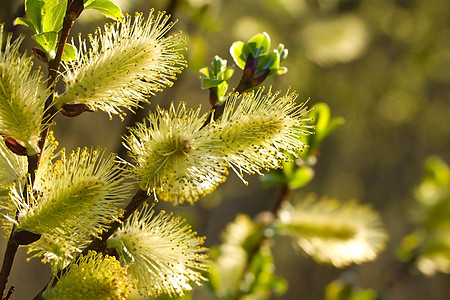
[66,0,84,22]
[31,47,48,63]
[61,103,92,117]
[14,230,41,245]
[4,137,28,156]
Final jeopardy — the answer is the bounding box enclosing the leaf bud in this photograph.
[66,0,84,22]
[14,230,41,245]
[31,47,48,63]
[4,137,28,156]
[60,103,92,117]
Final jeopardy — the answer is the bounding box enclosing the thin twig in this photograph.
[0,2,77,298]
[3,285,14,300]
[0,228,18,299]
[80,189,150,255]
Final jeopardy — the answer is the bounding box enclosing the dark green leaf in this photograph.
[256,52,280,76]
[260,169,288,188]
[212,55,226,74]
[202,78,225,89]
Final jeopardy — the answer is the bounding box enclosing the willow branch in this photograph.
[80,188,150,255]
[0,2,77,298]
[0,228,18,300]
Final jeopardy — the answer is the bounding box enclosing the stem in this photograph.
[0,228,18,300]
[38,2,76,152]
[0,2,76,298]
[235,184,292,299]
[80,188,150,255]
[273,184,292,217]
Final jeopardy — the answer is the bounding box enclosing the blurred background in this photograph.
[1,0,450,299]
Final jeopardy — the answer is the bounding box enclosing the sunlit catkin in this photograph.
[107,207,208,297]
[0,25,50,154]
[56,10,186,119]
[42,251,132,300]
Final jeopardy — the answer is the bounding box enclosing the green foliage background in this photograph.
[1,0,449,299]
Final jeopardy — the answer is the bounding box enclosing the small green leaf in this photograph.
[256,52,280,76]
[230,41,247,69]
[212,55,226,75]
[222,67,234,80]
[216,81,229,100]
[85,0,122,20]
[277,43,288,61]
[13,17,36,32]
[247,32,271,58]
[277,66,288,75]
[25,0,45,33]
[32,31,58,56]
[260,169,287,188]
[199,67,212,78]
[202,78,225,89]
[314,103,331,134]
[307,103,344,152]
[287,167,315,189]
[43,0,67,32]
[61,43,77,61]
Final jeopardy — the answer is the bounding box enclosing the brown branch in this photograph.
[273,184,292,217]
[0,228,18,300]
[0,2,78,298]
[80,188,150,255]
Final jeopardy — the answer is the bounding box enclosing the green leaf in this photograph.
[43,0,67,32]
[32,31,58,57]
[247,32,271,58]
[216,81,229,100]
[277,43,288,61]
[277,66,288,75]
[202,78,225,89]
[13,17,37,32]
[25,0,45,33]
[260,169,288,188]
[307,103,344,152]
[199,67,212,78]
[243,245,287,298]
[85,0,122,20]
[287,167,315,189]
[256,52,280,76]
[212,55,226,75]
[61,43,77,61]
[223,67,234,80]
[230,41,247,69]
